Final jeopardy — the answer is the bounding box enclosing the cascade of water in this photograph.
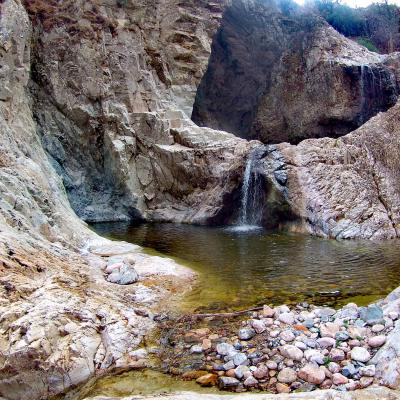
[238,149,263,227]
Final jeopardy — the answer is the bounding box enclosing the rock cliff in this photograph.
[192,0,400,143]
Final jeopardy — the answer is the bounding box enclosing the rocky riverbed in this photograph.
[111,289,400,397]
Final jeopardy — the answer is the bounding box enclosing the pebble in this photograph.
[233,352,248,366]
[294,341,307,350]
[262,305,275,318]
[277,367,297,383]
[359,376,374,388]
[253,365,269,379]
[202,338,212,350]
[280,330,295,342]
[276,383,291,393]
[270,330,280,338]
[388,311,399,320]
[317,337,336,349]
[342,364,357,378]
[234,365,250,379]
[372,324,385,333]
[320,322,341,338]
[350,347,371,362]
[329,348,345,362]
[218,376,240,389]
[335,331,350,341]
[190,345,203,354]
[216,343,235,356]
[298,364,326,384]
[328,362,341,374]
[223,360,235,371]
[359,365,375,377]
[244,376,258,387]
[196,373,218,386]
[332,373,348,385]
[279,312,295,325]
[266,360,278,370]
[368,335,386,348]
[238,328,256,340]
[251,319,266,334]
[280,345,303,361]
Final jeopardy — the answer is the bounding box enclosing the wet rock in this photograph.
[196,373,218,387]
[280,345,303,361]
[238,328,256,340]
[298,364,326,384]
[351,347,371,362]
[218,376,240,389]
[277,367,297,383]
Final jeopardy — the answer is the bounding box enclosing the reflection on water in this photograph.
[92,222,400,311]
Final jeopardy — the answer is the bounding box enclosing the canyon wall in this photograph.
[192,0,400,143]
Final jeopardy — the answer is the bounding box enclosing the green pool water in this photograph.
[91,222,400,312]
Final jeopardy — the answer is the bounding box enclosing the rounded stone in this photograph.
[277,367,297,383]
[276,382,291,393]
[279,312,295,325]
[350,347,371,362]
[332,373,348,385]
[368,335,386,348]
[280,345,303,361]
[298,364,325,384]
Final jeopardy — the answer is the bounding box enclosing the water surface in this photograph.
[92,222,400,311]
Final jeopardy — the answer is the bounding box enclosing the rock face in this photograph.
[26,0,252,224]
[260,100,400,239]
[192,0,400,143]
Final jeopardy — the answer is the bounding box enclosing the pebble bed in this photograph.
[158,302,398,394]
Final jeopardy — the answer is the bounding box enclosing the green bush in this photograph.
[357,37,380,53]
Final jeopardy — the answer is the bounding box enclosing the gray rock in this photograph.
[342,363,358,377]
[234,365,250,379]
[223,360,235,371]
[216,343,235,356]
[218,376,240,389]
[360,305,384,326]
[238,327,256,340]
[335,332,350,341]
[243,375,258,387]
[233,352,248,366]
[107,264,139,285]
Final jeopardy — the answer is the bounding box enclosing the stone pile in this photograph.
[168,302,398,394]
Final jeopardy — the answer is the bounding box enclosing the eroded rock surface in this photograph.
[261,101,400,239]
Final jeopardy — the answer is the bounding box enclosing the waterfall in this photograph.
[237,149,263,228]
